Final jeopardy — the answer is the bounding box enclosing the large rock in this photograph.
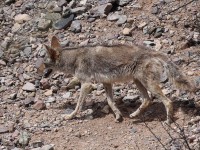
[116,0,131,6]
[38,19,52,31]
[123,28,131,35]
[33,100,46,110]
[92,3,113,16]
[12,23,21,33]
[99,0,117,4]
[14,14,31,23]
[71,7,86,14]
[24,46,32,57]
[53,14,74,30]
[44,13,61,23]
[116,15,127,25]
[70,20,82,33]
[107,12,119,21]
[0,125,9,134]
[22,82,36,92]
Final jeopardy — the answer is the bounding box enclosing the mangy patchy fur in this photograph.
[43,36,196,124]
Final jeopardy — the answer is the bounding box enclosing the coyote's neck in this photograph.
[58,50,79,75]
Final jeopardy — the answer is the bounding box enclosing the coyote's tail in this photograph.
[165,61,196,92]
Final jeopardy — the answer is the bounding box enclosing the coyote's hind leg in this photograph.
[103,83,122,122]
[63,82,93,120]
[130,79,152,118]
[146,80,173,125]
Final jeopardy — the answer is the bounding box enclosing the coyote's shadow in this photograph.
[61,99,200,123]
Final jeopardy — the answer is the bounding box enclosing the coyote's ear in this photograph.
[44,44,57,62]
[51,36,61,50]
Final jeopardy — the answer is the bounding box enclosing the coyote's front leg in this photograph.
[63,82,93,120]
[103,83,122,122]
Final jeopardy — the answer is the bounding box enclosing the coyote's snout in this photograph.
[42,36,196,124]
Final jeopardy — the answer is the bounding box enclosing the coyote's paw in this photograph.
[129,112,138,118]
[115,114,123,123]
[62,114,74,120]
[162,119,172,127]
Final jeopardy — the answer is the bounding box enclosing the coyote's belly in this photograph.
[92,72,133,83]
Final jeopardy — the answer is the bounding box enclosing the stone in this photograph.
[0,49,3,58]
[0,60,6,66]
[138,22,147,29]
[0,109,3,117]
[0,125,9,134]
[80,0,88,5]
[87,17,96,22]
[99,0,117,4]
[101,105,110,114]
[63,92,72,98]
[154,39,162,51]
[62,7,71,18]
[33,100,46,110]
[147,27,156,34]
[38,19,52,31]
[53,6,62,13]
[40,78,50,90]
[154,32,162,38]
[61,40,70,47]
[12,130,20,139]
[193,32,199,41]
[14,14,31,24]
[1,38,11,49]
[122,28,131,35]
[23,97,34,107]
[43,68,53,78]
[46,97,56,103]
[70,20,82,33]
[93,3,113,16]
[107,12,119,21]
[41,144,54,150]
[122,95,139,101]
[44,90,53,96]
[82,109,94,120]
[44,13,61,22]
[5,0,15,5]
[71,7,86,14]
[116,0,131,6]
[151,6,159,14]
[12,23,21,33]
[24,46,32,57]
[53,14,74,30]
[68,0,76,8]
[32,141,44,148]
[10,93,17,100]
[19,131,30,146]
[143,40,155,46]
[116,15,127,25]
[79,39,89,46]
[58,0,68,7]
[22,82,36,92]
[131,3,142,9]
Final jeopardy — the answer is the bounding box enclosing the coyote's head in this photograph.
[43,36,62,68]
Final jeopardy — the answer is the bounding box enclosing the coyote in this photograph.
[42,36,196,124]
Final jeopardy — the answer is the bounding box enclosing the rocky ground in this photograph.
[0,0,200,150]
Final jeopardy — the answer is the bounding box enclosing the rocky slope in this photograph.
[0,0,200,150]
